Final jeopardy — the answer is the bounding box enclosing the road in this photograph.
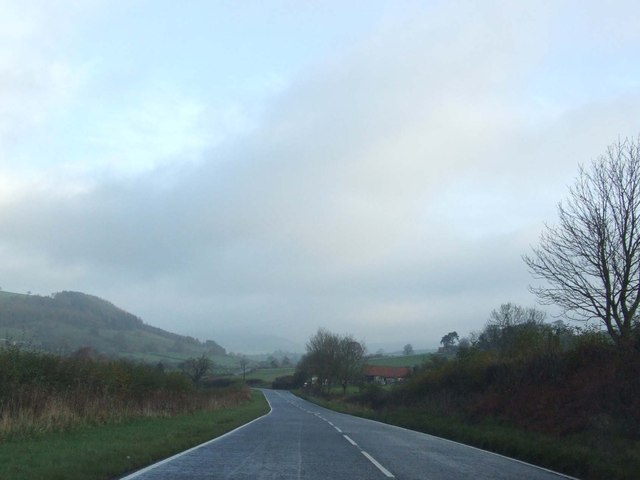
[121,389,576,480]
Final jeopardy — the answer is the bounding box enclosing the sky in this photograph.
[1,1,639,353]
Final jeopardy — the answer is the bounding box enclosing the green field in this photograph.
[366,353,429,367]
[245,367,295,384]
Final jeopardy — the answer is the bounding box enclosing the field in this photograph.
[245,367,295,385]
[366,353,429,367]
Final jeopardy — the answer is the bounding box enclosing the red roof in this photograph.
[363,365,411,378]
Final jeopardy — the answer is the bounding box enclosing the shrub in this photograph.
[0,345,248,440]
[272,375,296,390]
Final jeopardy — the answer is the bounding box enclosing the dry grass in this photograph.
[0,346,251,440]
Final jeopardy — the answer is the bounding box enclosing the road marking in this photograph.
[362,451,395,478]
[343,435,358,447]
[334,426,342,433]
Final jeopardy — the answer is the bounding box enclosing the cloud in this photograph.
[1,1,639,351]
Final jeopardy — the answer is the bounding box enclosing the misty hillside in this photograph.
[0,290,226,363]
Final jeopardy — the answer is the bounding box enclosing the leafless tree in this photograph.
[487,303,545,329]
[239,356,248,382]
[524,137,640,349]
[302,328,365,394]
[337,336,365,394]
[180,354,212,384]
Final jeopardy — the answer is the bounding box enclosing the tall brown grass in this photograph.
[0,346,249,440]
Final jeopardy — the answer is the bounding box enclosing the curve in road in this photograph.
[121,389,578,480]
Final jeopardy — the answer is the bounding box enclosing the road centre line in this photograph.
[362,451,395,478]
[301,397,396,479]
[343,435,358,447]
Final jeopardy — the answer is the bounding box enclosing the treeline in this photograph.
[0,344,248,441]
[335,304,640,479]
[1,291,143,331]
[352,304,639,432]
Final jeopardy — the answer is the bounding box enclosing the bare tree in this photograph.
[180,354,212,384]
[337,336,365,394]
[524,137,640,349]
[487,303,545,329]
[301,328,365,394]
[239,356,248,382]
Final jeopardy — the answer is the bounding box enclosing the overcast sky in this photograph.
[1,1,639,353]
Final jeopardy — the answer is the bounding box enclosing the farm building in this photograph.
[363,365,411,384]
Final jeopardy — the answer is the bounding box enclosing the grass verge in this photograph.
[0,390,269,480]
[295,392,640,480]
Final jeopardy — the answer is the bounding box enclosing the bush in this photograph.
[272,375,296,390]
[0,345,248,440]
[350,384,390,409]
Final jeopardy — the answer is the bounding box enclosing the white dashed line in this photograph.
[297,396,396,479]
[343,435,358,447]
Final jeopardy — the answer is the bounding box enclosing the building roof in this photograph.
[363,365,411,378]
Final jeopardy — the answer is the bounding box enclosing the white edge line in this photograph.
[343,434,358,446]
[362,451,395,478]
[120,390,273,479]
[292,393,577,480]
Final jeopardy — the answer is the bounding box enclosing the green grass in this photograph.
[0,391,270,480]
[245,367,295,384]
[366,353,429,367]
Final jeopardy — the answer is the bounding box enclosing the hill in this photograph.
[0,290,228,367]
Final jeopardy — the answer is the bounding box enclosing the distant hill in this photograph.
[0,290,227,366]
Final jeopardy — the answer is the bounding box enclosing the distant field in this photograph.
[246,367,295,383]
[0,290,25,298]
[366,353,429,367]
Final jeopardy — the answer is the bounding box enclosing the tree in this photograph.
[403,343,414,356]
[268,356,280,368]
[487,303,545,329]
[180,354,212,384]
[298,328,366,394]
[239,356,248,382]
[475,303,551,357]
[524,137,640,349]
[337,336,365,394]
[440,331,459,349]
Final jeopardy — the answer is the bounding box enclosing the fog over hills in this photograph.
[0,290,227,361]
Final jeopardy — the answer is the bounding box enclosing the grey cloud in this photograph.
[1,2,640,351]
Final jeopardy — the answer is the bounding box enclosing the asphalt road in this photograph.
[121,389,576,480]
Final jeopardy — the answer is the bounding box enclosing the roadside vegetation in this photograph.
[0,391,268,480]
[295,307,640,479]
[0,344,269,479]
